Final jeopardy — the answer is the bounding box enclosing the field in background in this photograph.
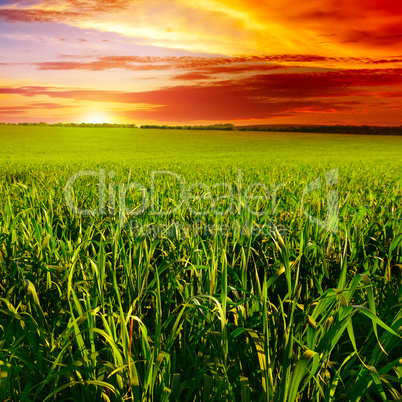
[0,126,401,401]
[2,125,402,164]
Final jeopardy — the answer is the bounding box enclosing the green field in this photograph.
[0,126,401,401]
[2,126,402,165]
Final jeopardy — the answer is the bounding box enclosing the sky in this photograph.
[0,0,402,125]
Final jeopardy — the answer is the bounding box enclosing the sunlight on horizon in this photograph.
[81,112,111,124]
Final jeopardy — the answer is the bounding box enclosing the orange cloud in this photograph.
[2,0,402,57]
[207,0,402,55]
[21,54,402,74]
[1,68,402,123]
[1,0,402,124]
[0,9,79,23]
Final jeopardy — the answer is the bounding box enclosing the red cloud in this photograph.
[293,0,402,47]
[360,0,402,15]
[0,102,65,111]
[2,68,402,121]
[34,55,285,73]
[0,0,128,24]
[0,9,79,23]
[0,107,27,114]
[29,55,402,74]
[35,61,173,72]
[172,72,214,80]
[3,68,402,102]
[65,0,128,12]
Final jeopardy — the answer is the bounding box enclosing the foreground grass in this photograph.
[0,127,401,401]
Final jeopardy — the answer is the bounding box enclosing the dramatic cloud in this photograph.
[22,54,402,74]
[172,72,214,81]
[1,0,402,124]
[8,53,394,82]
[0,0,129,22]
[2,68,402,122]
[0,9,79,23]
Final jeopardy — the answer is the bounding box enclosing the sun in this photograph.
[82,112,110,124]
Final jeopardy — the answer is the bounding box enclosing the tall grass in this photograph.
[0,129,401,400]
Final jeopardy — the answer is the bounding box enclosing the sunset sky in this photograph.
[0,0,402,125]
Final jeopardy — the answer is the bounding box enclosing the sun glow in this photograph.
[82,112,110,124]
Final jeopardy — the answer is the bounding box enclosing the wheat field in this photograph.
[0,126,401,401]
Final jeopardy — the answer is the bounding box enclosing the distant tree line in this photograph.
[0,122,138,128]
[0,122,235,130]
[140,124,235,130]
[238,125,402,135]
[1,122,401,135]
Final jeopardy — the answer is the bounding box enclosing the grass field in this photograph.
[0,126,401,401]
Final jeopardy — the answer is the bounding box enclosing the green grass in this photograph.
[1,126,402,164]
[0,126,401,401]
